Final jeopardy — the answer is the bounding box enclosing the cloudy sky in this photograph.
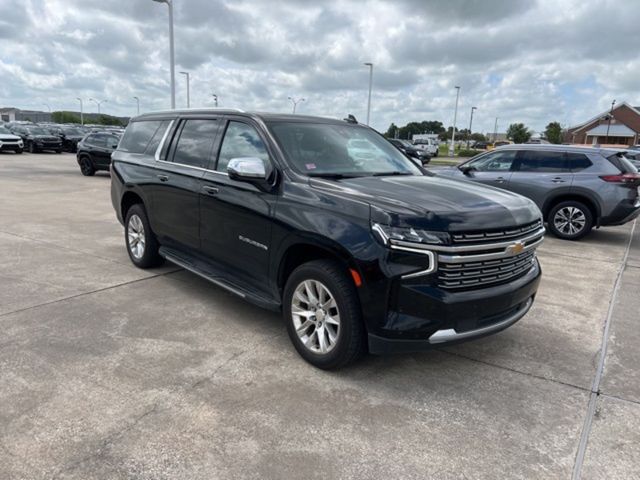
[1,0,639,134]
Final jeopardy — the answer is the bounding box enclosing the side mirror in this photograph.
[227,157,274,188]
[458,165,474,175]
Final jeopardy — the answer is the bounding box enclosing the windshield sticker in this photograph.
[305,163,317,170]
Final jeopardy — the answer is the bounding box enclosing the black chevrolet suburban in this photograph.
[111,109,544,369]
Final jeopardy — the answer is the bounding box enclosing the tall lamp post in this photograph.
[180,71,190,108]
[605,99,616,145]
[467,106,477,148]
[449,86,461,156]
[152,0,175,109]
[493,117,499,142]
[364,62,373,125]
[211,93,218,107]
[288,96,305,114]
[77,98,84,125]
[89,98,107,115]
[133,96,140,115]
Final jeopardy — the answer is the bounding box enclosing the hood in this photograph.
[31,135,61,141]
[310,174,540,232]
[0,133,21,141]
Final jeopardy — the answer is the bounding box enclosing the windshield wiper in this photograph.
[371,171,414,177]
[308,173,363,179]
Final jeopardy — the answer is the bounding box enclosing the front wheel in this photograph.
[28,142,37,153]
[79,156,95,176]
[15,148,23,154]
[547,200,593,240]
[283,260,365,369]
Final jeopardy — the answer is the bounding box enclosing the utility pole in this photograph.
[288,97,305,114]
[77,98,83,125]
[364,62,373,125]
[133,96,140,115]
[605,99,616,145]
[211,93,218,107]
[467,106,477,149]
[180,71,190,108]
[493,117,499,142]
[152,0,175,109]
[449,86,460,156]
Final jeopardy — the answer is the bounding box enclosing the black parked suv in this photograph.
[10,125,62,153]
[388,138,431,165]
[49,126,86,152]
[76,131,121,175]
[111,110,544,369]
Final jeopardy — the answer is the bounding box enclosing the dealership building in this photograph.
[567,102,640,146]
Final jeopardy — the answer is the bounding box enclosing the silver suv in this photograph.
[438,145,640,240]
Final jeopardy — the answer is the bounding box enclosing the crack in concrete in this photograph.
[571,219,636,480]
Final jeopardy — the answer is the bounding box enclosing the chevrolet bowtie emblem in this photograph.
[506,241,525,255]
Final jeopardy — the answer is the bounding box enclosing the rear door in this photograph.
[463,149,517,188]
[150,117,221,251]
[199,118,277,294]
[509,150,573,210]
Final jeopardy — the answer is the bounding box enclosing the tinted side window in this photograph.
[171,119,218,169]
[566,153,592,172]
[517,151,567,172]
[144,120,171,155]
[216,121,269,172]
[89,135,107,147]
[469,150,517,172]
[119,120,163,154]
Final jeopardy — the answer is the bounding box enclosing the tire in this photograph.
[15,148,23,154]
[434,150,439,157]
[79,156,95,176]
[283,260,365,369]
[547,200,593,240]
[124,204,163,268]
[55,149,62,154]
[28,141,37,153]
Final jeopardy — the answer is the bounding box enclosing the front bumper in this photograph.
[0,142,22,151]
[366,247,542,354]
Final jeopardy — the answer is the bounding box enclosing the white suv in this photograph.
[413,138,439,157]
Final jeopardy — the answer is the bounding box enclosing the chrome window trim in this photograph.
[154,119,175,162]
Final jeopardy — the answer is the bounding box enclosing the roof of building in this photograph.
[569,101,640,132]
[585,124,636,137]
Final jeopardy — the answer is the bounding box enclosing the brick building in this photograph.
[567,102,640,146]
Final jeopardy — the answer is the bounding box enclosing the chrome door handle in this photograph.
[157,174,169,182]
[202,186,219,195]
[495,177,506,183]
[551,177,566,183]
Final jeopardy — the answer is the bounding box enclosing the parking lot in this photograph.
[1,152,639,479]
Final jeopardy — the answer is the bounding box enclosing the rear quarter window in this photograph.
[118,120,165,154]
[566,153,592,172]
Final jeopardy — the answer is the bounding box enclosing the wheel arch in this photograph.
[542,192,600,223]
[121,190,146,221]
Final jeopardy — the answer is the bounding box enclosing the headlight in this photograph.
[372,223,450,246]
[18,140,23,146]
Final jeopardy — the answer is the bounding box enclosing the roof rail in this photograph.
[138,107,245,115]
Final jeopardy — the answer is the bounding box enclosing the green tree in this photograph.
[438,126,458,142]
[385,123,399,138]
[544,121,562,144]
[470,132,487,142]
[506,123,531,144]
[52,111,81,123]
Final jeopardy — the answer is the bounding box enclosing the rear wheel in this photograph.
[28,141,37,153]
[124,204,163,268]
[79,156,95,176]
[547,200,593,240]
[283,260,365,369]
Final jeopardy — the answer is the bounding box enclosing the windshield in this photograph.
[26,127,50,135]
[0,127,11,134]
[268,122,422,177]
[63,128,84,136]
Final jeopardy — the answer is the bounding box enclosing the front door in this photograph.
[199,119,277,295]
[149,117,220,251]
[463,149,518,188]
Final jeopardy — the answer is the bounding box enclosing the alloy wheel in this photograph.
[127,214,146,259]
[554,206,586,236]
[291,279,341,354]
[81,159,92,175]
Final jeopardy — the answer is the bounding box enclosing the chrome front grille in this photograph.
[439,250,536,290]
[451,220,542,244]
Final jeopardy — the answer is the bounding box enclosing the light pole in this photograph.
[493,117,499,142]
[180,71,190,108]
[288,96,305,114]
[605,99,616,145]
[364,62,373,125]
[89,98,107,115]
[467,106,477,148]
[152,0,175,109]
[449,86,460,156]
[43,103,51,112]
[133,96,140,115]
[77,98,84,125]
[211,93,218,107]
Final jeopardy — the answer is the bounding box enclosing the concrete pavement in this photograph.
[0,152,638,479]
